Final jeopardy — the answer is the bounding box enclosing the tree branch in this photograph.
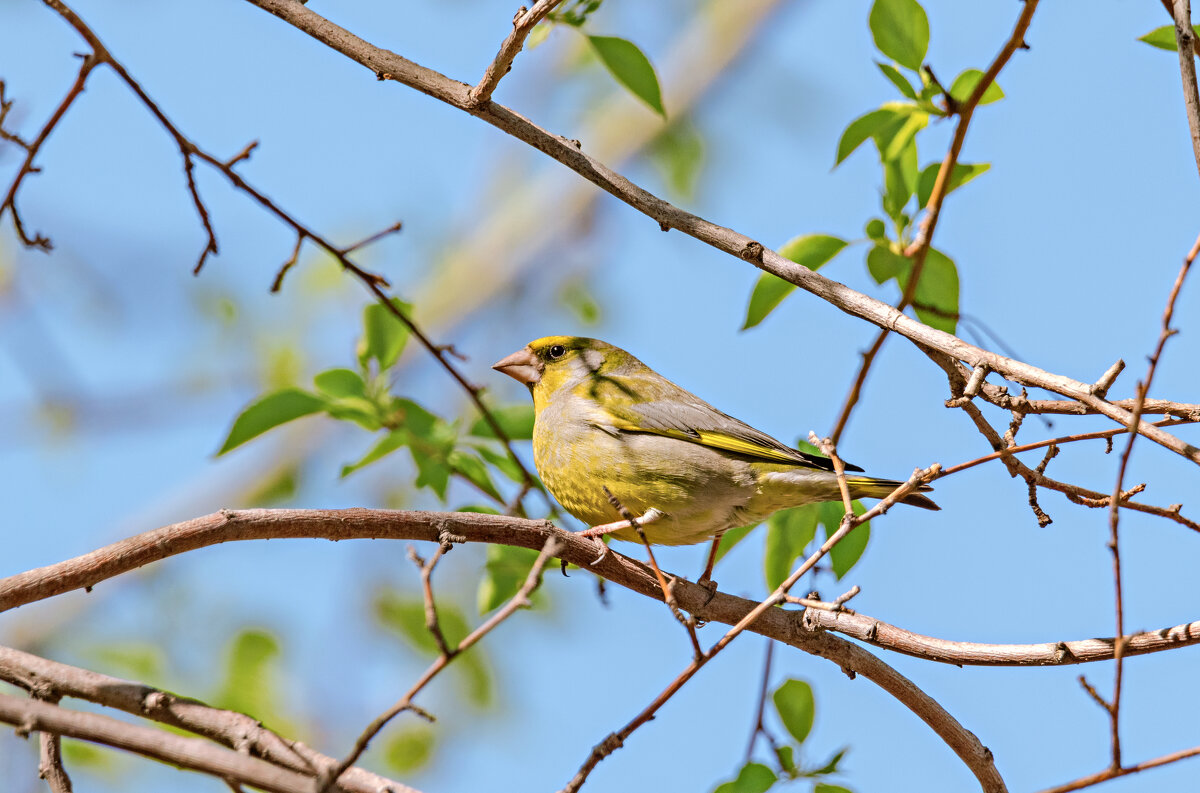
[0,645,416,793]
[0,693,349,793]
[240,0,1199,465]
[468,0,564,107]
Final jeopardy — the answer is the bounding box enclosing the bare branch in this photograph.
[468,0,564,107]
[0,693,339,793]
[1035,744,1200,793]
[801,610,1200,667]
[1169,0,1200,179]
[0,645,416,793]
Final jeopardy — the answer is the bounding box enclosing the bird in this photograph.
[492,335,937,583]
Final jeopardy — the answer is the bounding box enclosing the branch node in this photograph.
[739,241,764,262]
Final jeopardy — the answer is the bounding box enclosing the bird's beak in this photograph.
[492,346,543,386]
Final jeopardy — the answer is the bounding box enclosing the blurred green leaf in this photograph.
[713,762,777,793]
[62,740,116,771]
[649,119,705,199]
[742,236,846,330]
[776,744,796,776]
[822,500,869,579]
[713,523,756,565]
[558,278,604,325]
[866,244,907,285]
[948,68,1004,106]
[468,404,536,441]
[375,592,492,706]
[478,544,542,613]
[342,429,406,477]
[474,444,530,485]
[554,0,604,26]
[218,388,325,455]
[916,161,990,208]
[865,218,887,241]
[810,749,847,777]
[869,0,929,70]
[358,298,412,370]
[773,679,815,744]
[875,61,917,99]
[382,725,435,773]
[764,505,819,590]
[1139,24,1200,51]
[89,642,164,683]
[450,449,503,503]
[240,465,300,506]
[325,396,383,431]
[314,368,366,399]
[587,35,665,117]
[875,108,927,163]
[908,247,960,333]
[213,629,288,731]
[814,786,853,793]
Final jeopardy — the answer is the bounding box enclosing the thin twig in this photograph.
[1034,744,1200,793]
[468,0,564,107]
[317,536,559,793]
[829,0,1040,442]
[743,642,777,763]
[1170,0,1200,179]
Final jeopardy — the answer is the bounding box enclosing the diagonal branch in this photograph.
[0,693,349,793]
[242,0,1199,465]
[0,645,414,793]
[468,0,564,107]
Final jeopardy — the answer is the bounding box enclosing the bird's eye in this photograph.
[548,344,567,360]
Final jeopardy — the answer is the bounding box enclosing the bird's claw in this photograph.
[590,537,609,566]
[696,576,718,608]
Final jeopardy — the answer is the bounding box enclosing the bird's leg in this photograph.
[577,508,664,565]
[696,533,723,607]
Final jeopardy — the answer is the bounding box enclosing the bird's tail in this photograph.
[845,476,940,511]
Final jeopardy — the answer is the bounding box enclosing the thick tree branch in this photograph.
[241,0,1199,465]
[0,645,414,793]
[1170,0,1200,179]
[0,693,347,793]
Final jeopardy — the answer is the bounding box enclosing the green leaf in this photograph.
[763,505,819,590]
[88,642,165,683]
[62,740,116,771]
[375,592,493,705]
[358,298,412,370]
[874,108,927,163]
[382,725,435,773]
[866,243,907,284]
[948,68,1004,106]
[909,247,960,334]
[836,108,902,165]
[587,35,666,117]
[478,544,542,613]
[217,388,325,455]
[406,408,457,500]
[773,679,815,744]
[776,744,797,776]
[342,429,406,477]
[742,236,847,330]
[869,0,930,71]
[916,161,990,208]
[325,396,383,431]
[468,404,536,440]
[713,523,756,565]
[649,120,705,199]
[743,275,794,331]
[713,762,777,793]
[876,61,917,99]
[314,368,366,399]
[823,500,869,579]
[213,629,285,726]
[558,278,604,325]
[1139,24,1200,51]
[810,748,847,777]
[882,134,919,219]
[814,786,854,793]
[450,449,503,503]
[865,218,887,241]
[474,444,530,485]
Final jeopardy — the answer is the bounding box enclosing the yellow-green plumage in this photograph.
[493,336,937,546]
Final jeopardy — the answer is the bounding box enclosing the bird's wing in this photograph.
[597,376,863,472]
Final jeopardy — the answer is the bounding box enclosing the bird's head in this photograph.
[493,336,636,409]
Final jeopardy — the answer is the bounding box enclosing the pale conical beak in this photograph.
[492,346,543,386]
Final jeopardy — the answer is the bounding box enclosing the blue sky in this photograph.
[2,1,1199,792]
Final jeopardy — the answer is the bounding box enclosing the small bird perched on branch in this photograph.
[493,336,937,582]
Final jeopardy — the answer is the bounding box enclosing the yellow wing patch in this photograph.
[693,430,802,464]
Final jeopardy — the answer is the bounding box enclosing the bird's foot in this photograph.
[696,576,719,607]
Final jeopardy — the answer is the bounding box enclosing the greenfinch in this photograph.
[493,336,937,570]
